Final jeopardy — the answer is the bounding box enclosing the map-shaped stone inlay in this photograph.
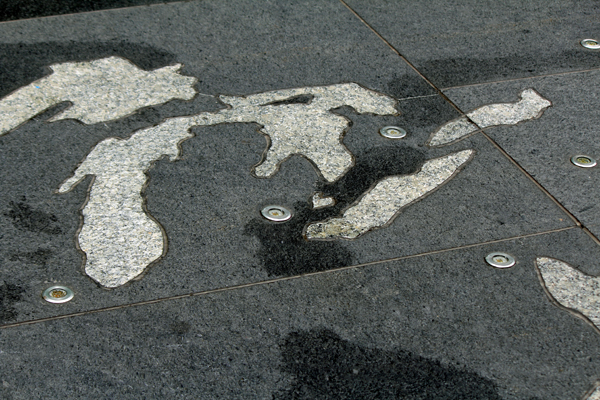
[311,192,336,209]
[536,257,600,331]
[305,150,473,240]
[427,89,551,146]
[57,82,398,287]
[0,56,197,136]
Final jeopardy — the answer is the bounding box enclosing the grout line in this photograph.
[0,225,576,330]
[339,0,587,229]
[337,0,463,115]
[440,67,600,92]
[478,130,582,227]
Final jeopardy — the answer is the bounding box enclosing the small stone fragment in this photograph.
[311,192,336,209]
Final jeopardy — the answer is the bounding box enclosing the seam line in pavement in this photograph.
[0,225,576,330]
[478,130,583,228]
[339,0,586,232]
[338,0,463,115]
[440,66,600,91]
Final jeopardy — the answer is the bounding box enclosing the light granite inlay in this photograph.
[536,257,600,331]
[0,56,197,136]
[311,192,336,209]
[212,83,398,182]
[585,385,600,400]
[428,89,551,146]
[58,81,397,287]
[305,150,474,240]
[58,117,196,287]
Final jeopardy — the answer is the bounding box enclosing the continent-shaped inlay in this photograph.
[305,150,474,240]
[0,56,197,136]
[58,82,397,287]
[427,89,551,146]
[536,257,600,331]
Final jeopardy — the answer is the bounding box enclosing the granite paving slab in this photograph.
[0,0,576,324]
[343,0,600,88]
[0,93,572,323]
[442,69,600,236]
[2,228,600,400]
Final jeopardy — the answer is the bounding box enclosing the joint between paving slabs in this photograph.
[338,0,587,235]
[0,225,577,330]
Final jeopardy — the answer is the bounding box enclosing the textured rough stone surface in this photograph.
[0,56,197,136]
[428,89,551,146]
[306,150,473,239]
[536,257,600,331]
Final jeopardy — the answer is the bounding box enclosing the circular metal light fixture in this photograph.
[42,285,74,303]
[261,205,292,222]
[379,126,407,139]
[571,155,597,168]
[485,252,516,269]
[581,39,600,49]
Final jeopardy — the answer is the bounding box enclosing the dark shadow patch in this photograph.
[263,94,314,106]
[4,199,62,234]
[244,202,354,276]
[317,146,425,207]
[9,248,53,266]
[0,0,185,22]
[244,146,424,276]
[274,329,502,400]
[0,42,177,98]
[0,282,25,323]
[418,51,600,88]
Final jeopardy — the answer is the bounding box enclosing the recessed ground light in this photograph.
[379,126,407,139]
[42,286,74,303]
[485,252,516,268]
[261,205,292,222]
[581,39,600,49]
[571,155,597,168]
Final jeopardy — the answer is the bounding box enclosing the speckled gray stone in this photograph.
[305,150,474,239]
[311,192,336,209]
[428,89,551,146]
[585,385,600,400]
[211,83,398,182]
[536,257,600,331]
[57,81,398,287]
[0,56,197,136]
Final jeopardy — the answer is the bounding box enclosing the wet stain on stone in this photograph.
[316,146,425,208]
[4,199,62,234]
[245,202,354,276]
[274,329,502,400]
[9,248,53,266]
[0,42,177,98]
[0,282,25,323]
[245,146,424,276]
[170,321,191,335]
[264,94,314,106]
